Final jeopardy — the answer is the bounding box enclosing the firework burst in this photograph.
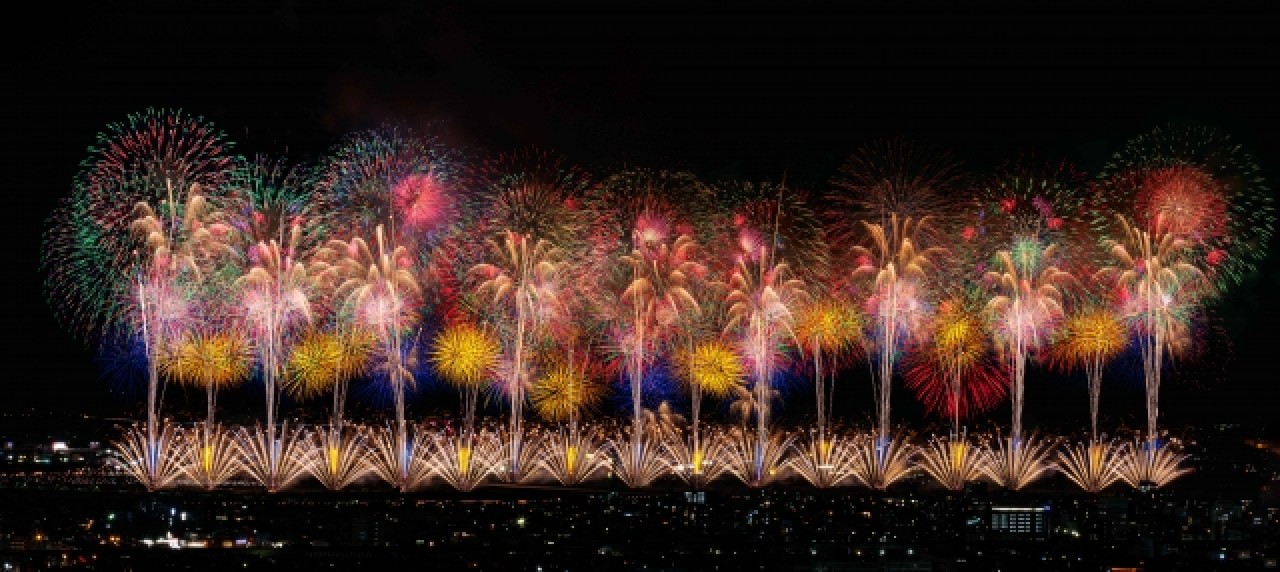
[852,213,941,441]
[904,296,1006,431]
[1048,306,1127,440]
[983,432,1057,491]
[1116,437,1192,489]
[916,433,990,491]
[1057,439,1124,493]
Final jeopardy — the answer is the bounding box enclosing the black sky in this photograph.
[10,3,1280,431]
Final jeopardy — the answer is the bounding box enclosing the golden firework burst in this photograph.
[430,323,501,389]
[531,362,604,423]
[284,329,374,398]
[159,331,252,390]
[674,340,746,399]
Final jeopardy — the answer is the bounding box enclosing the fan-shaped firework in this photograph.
[917,434,990,491]
[788,429,864,488]
[179,424,243,491]
[1117,437,1193,489]
[984,432,1057,491]
[1057,440,1124,493]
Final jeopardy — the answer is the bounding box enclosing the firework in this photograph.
[469,230,564,480]
[112,421,187,491]
[848,433,916,490]
[126,190,230,488]
[1048,306,1127,440]
[316,126,460,238]
[723,426,794,487]
[432,429,503,491]
[975,159,1094,265]
[983,432,1057,491]
[234,223,315,487]
[851,213,941,441]
[1099,124,1274,293]
[236,421,314,492]
[1116,438,1192,489]
[663,424,732,488]
[827,138,962,251]
[788,429,863,488]
[1056,440,1124,493]
[1097,216,1202,440]
[307,424,373,491]
[367,423,435,491]
[916,433,990,491]
[160,330,251,427]
[157,328,250,490]
[178,424,243,490]
[431,322,501,441]
[718,181,830,285]
[794,296,864,447]
[539,424,611,486]
[469,147,591,247]
[904,296,1006,432]
[531,360,604,424]
[324,226,421,489]
[984,238,1072,442]
[724,238,807,484]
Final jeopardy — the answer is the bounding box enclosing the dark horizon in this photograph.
[11,3,1280,431]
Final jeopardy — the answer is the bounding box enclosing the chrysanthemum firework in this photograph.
[1099,123,1275,294]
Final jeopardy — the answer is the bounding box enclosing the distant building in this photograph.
[989,506,1049,540]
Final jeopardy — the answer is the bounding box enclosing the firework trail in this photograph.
[286,328,375,489]
[983,238,1072,441]
[851,214,940,442]
[614,221,703,485]
[46,109,235,490]
[904,295,1005,432]
[532,355,610,485]
[160,329,251,489]
[790,295,864,487]
[722,189,809,485]
[1048,305,1127,441]
[1098,124,1274,295]
[469,230,564,481]
[671,339,745,487]
[319,226,421,490]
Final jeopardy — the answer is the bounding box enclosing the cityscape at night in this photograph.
[9,3,1280,570]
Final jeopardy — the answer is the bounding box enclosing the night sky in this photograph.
[10,3,1280,432]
